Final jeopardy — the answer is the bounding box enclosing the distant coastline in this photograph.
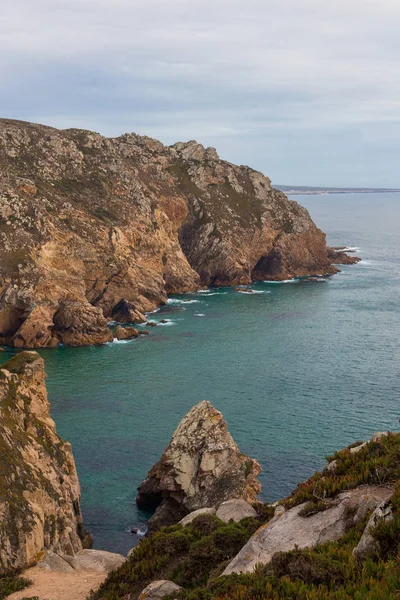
[276,185,400,195]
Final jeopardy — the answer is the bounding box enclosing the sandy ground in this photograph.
[8,567,107,600]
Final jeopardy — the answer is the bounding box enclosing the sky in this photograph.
[2,0,400,187]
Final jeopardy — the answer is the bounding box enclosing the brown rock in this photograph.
[11,306,58,348]
[53,299,113,346]
[327,247,361,265]
[0,351,91,573]
[146,321,158,327]
[114,325,139,340]
[137,401,261,531]
[111,299,146,324]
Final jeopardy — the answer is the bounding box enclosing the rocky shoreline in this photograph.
[1,353,398,600]
[0,119,359,350]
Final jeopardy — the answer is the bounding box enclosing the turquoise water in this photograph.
[2,192,400,554]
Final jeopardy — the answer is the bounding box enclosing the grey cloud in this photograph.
[1,0,400,185]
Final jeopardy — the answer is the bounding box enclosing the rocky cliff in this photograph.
[0,351,90,573]
[137,401,261,531]
[0,119,344,348]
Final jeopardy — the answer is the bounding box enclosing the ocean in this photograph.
[2,192,399,554]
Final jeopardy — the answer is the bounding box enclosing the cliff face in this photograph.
[0,119,337,347]
[0,351,89,573]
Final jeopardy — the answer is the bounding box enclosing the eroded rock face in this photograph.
[137,401,261,531]
[0,351,90,573]
[0,119,351,347]
[223,485,393,575]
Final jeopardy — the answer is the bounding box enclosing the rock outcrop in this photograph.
[216,499,258,522]
[0,119,354,348]
[0,351,90,573]
[139,580,182,600]
[353,500,394,561]
[223,485,392,575]
[136,401,261,531]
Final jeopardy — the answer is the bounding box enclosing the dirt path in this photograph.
[8,567,107,600]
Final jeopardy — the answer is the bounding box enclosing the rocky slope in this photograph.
[137,401,261,532]
[0,351,90,573]
[91,429,400,600]
[0,119,347,348]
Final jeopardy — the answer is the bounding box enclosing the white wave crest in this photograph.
[167,298,201,305]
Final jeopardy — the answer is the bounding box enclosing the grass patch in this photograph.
[0,574,30,599]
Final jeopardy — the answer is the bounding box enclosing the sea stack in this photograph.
[136,401,261,531]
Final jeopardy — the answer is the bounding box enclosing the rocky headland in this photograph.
[0,119,358,349]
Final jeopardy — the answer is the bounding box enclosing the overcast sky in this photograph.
[2,0,400,186]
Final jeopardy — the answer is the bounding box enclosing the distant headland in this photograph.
[276,185,400,195]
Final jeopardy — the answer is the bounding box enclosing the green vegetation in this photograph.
[285,432,400,514]
[0,573,30,599]
[1,351,38,375]
[89,515,263,600]
[91,434,400,600]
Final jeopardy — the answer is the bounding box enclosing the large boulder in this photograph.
[53,298,113,346]
[223,485,393,575]
[137,401,261,531]
[179,507,216,526]
[62,549,125,573]
[139,580,182,600]
[0,352,91,573]
[216,499,257,523]
[114,325,140,340]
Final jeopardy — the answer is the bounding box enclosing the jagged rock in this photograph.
[223,485,393,575]
[0,119,353,347]
[112,299,146,324]
[138,580,182,600]
[37,551,74,572]
[179,507,216,526]
[216,499,257,522]
[114,325,140,340]
[0,351,91,573]
[146,321,158,327]
[353,500,394,561]
[53,299,113,346]
[137,401,261,532]
[327,247,361,265]
[11,305,58,348]
[62,549,125,573]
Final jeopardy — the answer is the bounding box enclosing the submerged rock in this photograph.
[137,401,261,531]
[0,351,91,573]
[223,485,392,575]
